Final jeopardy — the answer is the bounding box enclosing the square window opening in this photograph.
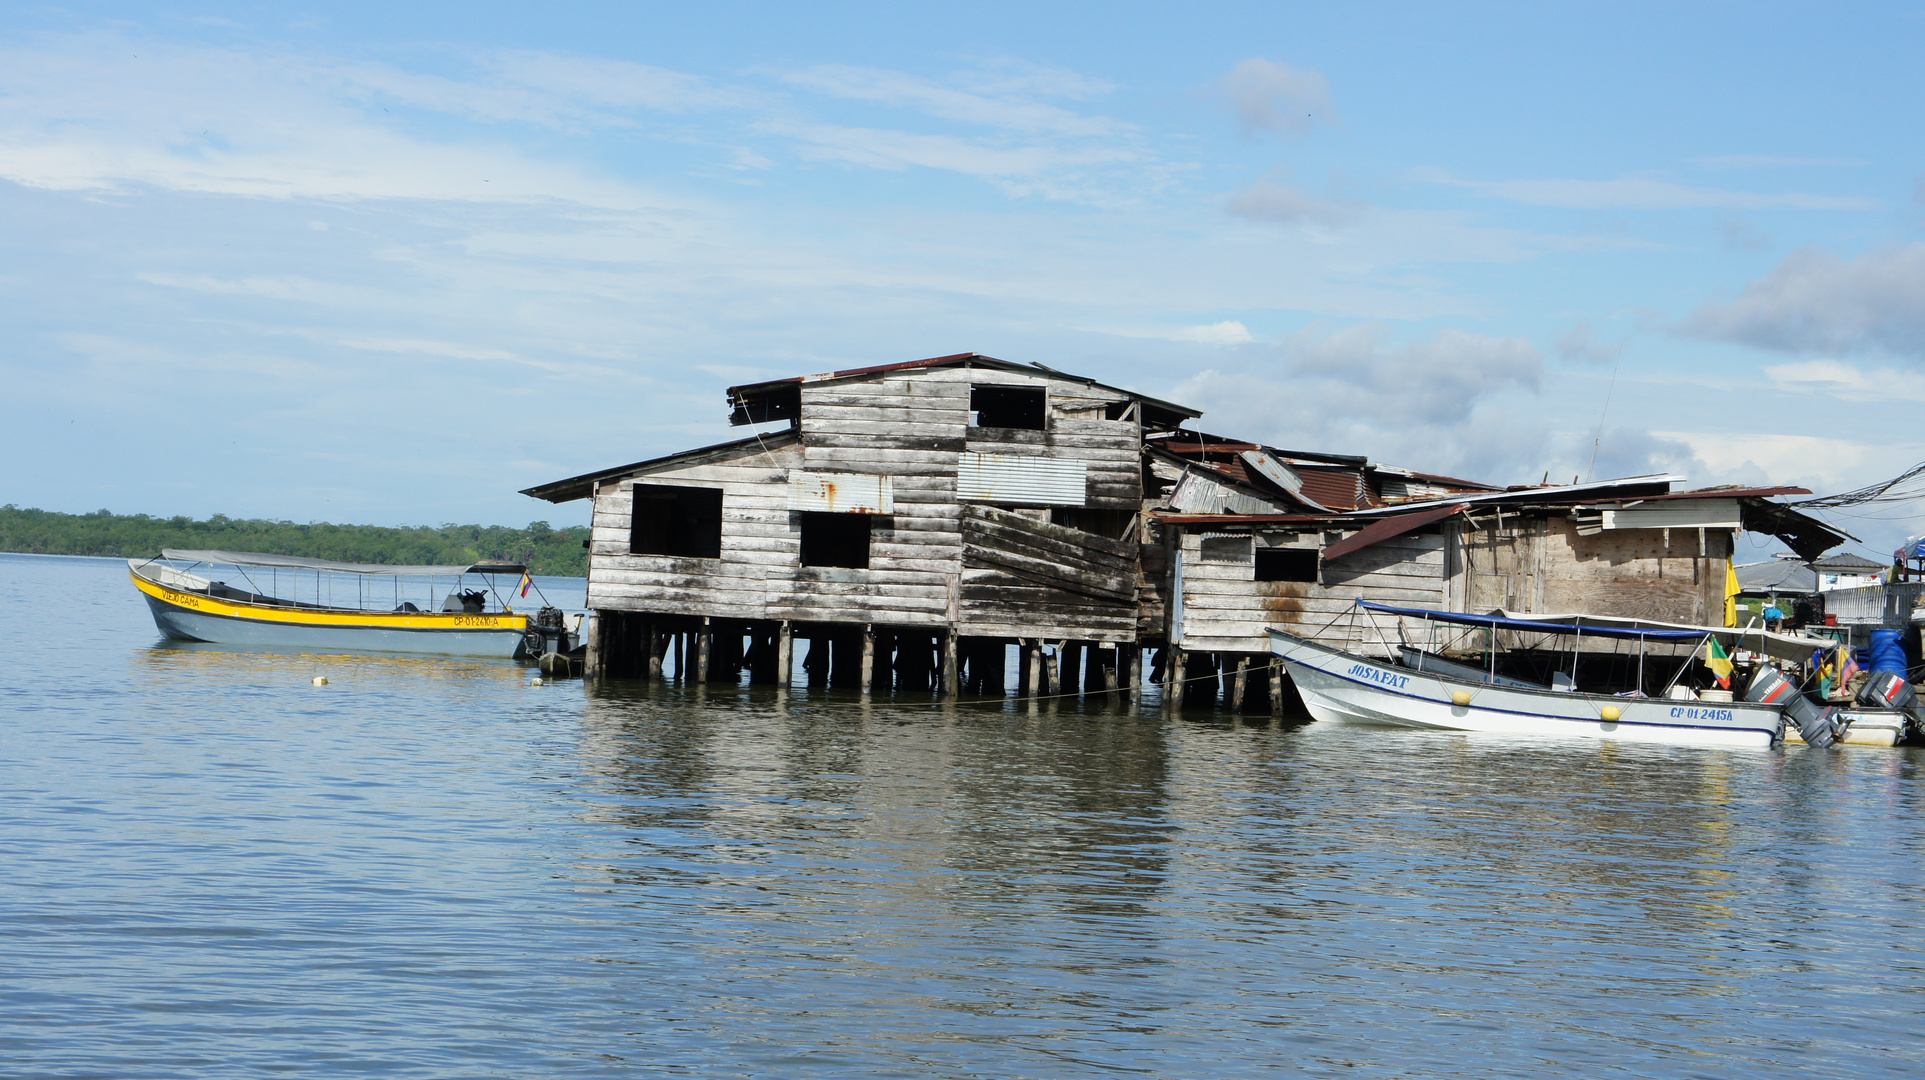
[800,512,874,569]
[1256,547,1319,582]
[971,385,1047,430]
[630,484,724,559]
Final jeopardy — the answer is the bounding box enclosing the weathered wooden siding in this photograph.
[1454,516,1731,625]
[959,504,1137,641]
[1172,530,1447,656]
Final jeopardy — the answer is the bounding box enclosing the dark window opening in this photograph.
[1256,548,1319,582]
[971,385,1047,430]
[800,512,873,568]
[630,484,724,559]
[729,384,800,426]
[1051,507,1136,539]
[1104,400,1140,422]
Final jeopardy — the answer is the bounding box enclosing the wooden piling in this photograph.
[696,618,711,685]
[776,621,793,691]
[583,613,603,680]
[1232,656,1249,712]
[648,624,665,682]
[861,626,875,697]
[1270,659,1284,718]
[1026,639,1043,698]
[943,629,960,698]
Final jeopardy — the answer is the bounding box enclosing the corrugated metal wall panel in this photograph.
[788,471,894,513]
[956,452,1087,505]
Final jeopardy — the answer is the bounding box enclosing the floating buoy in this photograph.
[1451,689,1472,706]
[530,676,544,686]
[1601,705,1621,722]
[312,676,328,686]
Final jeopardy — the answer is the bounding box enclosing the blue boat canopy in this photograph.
[1357,601,1711,642]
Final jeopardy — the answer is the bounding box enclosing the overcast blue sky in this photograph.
[4,2,1921,558]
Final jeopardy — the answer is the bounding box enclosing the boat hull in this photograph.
[134,572,529,658]
[1271,629,1782,749]
[1790,709,1907,747]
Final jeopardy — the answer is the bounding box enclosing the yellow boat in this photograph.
[130,549,544,658]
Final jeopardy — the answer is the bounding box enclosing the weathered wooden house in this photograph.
[526,351,1849,712]
[521,353,1200,695]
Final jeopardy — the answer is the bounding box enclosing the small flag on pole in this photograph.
[518,572,533,598]
[1705,637,1734,689]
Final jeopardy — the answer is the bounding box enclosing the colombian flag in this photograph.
[1705,637,1734,689]
[518,572,533,598]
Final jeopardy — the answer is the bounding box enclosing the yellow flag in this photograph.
[1724,558,1740,628]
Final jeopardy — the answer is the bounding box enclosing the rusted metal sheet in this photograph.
[788,471,894,514]
[1240,450,1330,511]
[1322,503,1468,561]
[957,452,1087,506]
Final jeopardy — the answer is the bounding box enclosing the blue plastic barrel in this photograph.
[1869,629,1906,675]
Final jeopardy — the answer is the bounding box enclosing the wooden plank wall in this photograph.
[1453,515,1731,625]
[1174,529,1447,656]
[959,504,1137,641]
[584,363,1149,637]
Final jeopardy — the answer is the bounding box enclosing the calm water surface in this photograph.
[3,552,1923,1077]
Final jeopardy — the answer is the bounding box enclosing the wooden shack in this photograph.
[1149,474,1849,711]
[521,353,1200,696]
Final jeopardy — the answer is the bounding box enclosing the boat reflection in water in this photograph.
[129,548,565,658]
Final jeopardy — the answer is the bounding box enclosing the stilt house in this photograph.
[521,353,1199,695]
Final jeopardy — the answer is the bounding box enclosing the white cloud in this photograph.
[1555,321,1624,365]
[1168,324,1542,481]
[1680,244,1925,357]
[1226,172,1359,227]
[1419,169,1876,211]
[1170,321,1254,344]
[1218,58,1335,137]
[781,64,1129,137]
[1763,358,1925,402]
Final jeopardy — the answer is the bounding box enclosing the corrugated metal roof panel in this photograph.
[1167,471,1291,515]
[789,471,894,514]
[956,452,1087,506]
[1296,467,1365,511]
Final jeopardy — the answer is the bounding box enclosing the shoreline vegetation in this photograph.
[0,506,590,577]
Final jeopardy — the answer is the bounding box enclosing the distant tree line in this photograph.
[0,506,590,577]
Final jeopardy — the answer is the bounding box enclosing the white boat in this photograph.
[1269,603,1801,749]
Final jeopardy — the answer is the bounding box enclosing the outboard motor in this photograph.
[1747,665,1839,748]
[1856,669,1917,711]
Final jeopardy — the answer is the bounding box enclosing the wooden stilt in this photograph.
[648,625,665,682]
[583,613,603,680]
[776,621,793,691]
[1270,659,1285,719]
[1127,644,1142,705]
[943,629,959,698]
[861,625,875,697]
[696,618,711,684]
[1165,646,1184,711]
[1027,639,1043,697]
[1232,656,1249,712]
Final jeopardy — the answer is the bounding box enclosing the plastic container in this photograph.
[1869,629,1905,675]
